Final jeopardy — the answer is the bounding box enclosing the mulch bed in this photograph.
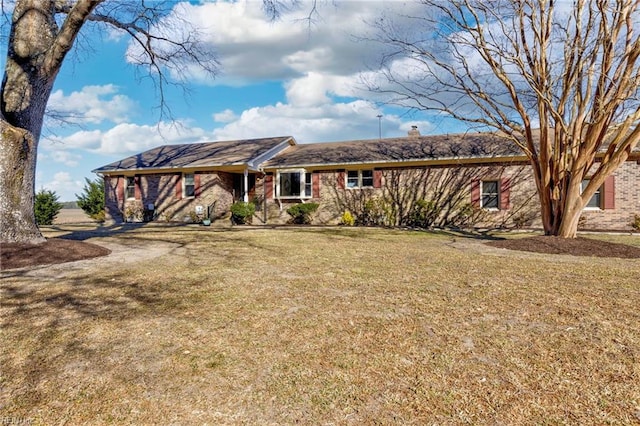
[487,235,640,258]
[1,238,111,270]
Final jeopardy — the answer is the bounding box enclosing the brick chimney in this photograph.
[408,125,420,137]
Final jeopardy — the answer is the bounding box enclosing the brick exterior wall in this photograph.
[579,161,640,231]
[257,160,640,231]
[104,175,124,223]
[104,171,236,223]
[103,160,639,231]
[258,165,538,226]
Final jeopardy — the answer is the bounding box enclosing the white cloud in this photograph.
[41,150,83,167]
[106,26,127,42]
[45,130,104,151]
[213,109,238,123]
[117,0,446,136]
[50,121,213,156]
[285,72,331,107]
[134,1,419,85]
[40,172,83,200]
[47,84,137,126]
[134,0,437,123]
[212,99,424,143]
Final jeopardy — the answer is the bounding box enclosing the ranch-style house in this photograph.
[93,127,640,231]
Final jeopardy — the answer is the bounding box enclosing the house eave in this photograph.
[262,150,640,172]
[92,163,262,175]
[262,155,528,172]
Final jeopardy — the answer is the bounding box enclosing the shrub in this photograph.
[230,201,255,224]
[340,211,355,226]
[439,203,482,229]
[407,199,440,228]
[358,197,392,226]
[124,204,143,222]
[188,211,200,223]
[76,177,105,221]
[34,189,63,225]
[632,214,640,232]
[286,202,319,224]
[92,210,106,222]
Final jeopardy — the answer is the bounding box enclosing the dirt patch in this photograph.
[1,239,111,270]
[486,235,640,258]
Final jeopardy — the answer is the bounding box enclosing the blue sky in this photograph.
[22,1,466,201]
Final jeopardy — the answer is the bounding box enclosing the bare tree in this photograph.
[369,0,640,238]
[0,1,214,243]
[0,0,309,243]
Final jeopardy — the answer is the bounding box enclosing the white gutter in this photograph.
[247,137,296,170]
[262,154,528,171]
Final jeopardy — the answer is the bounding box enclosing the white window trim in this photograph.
[345,170,374,189]
[275,169,312,199]
[480,180,500,211]
[183,173,195,199]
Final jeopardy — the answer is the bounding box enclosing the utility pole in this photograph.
[377,114,383,139]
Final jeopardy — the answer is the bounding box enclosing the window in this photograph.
[361,170,374,187]
[280,172,301,197]
[581,179,601,209]
[347,171,359,188]
[125,176,136,199]
[278,170,312,198]
[346,170,374,189]
[481,180,499,209]
[472,178,510,210]
[304,173,312,197]
[184,173,195,198]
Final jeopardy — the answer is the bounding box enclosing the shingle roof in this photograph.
[263,132,522,169]
[93,136,294,173]
[93,130,639,175]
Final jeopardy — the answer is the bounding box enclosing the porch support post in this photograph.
[243,169,249,203]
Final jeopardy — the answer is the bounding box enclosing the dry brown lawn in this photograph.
[53,208,95,224]
[1,225,640,425]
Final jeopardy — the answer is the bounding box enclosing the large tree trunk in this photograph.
[0,0,54,244]
[534,157,585,238]
[0,118,44,243]
[0,0,97,244]
[540,201,581,238]
[0,0,219,244]
[554,185,584,239]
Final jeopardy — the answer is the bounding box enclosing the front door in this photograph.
[233,173,256,201]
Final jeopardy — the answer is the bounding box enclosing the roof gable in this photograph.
[93,136,295,173]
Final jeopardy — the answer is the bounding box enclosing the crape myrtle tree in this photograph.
[370,0,640,238]
[0,0,296,244]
